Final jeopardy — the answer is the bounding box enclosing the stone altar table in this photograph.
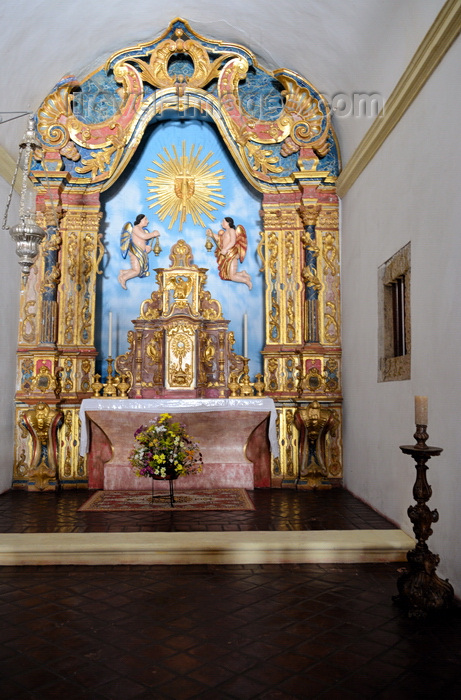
[79,398,278,490]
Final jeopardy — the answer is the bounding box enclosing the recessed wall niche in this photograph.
[378,242,411,382]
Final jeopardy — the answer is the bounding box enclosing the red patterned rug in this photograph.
[79,489,255,512]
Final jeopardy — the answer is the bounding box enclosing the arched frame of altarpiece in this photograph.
[14,18,342,491]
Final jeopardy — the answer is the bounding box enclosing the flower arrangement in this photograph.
[129,413,203,480]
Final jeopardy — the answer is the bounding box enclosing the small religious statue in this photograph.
[118,214,160,289]
[166,275,194,301]
[206,217,252,289]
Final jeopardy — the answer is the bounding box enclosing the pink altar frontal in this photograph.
[79,398,278,490]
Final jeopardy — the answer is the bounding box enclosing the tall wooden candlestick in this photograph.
[394,427,454,617]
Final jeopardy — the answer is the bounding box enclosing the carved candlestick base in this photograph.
[91,373,104,397]
[394,427,454,617]
[103,357,118,397]
[254,373,265,397]
[228,373,239,398]
[117,374,131,398]
[240,358,254,397]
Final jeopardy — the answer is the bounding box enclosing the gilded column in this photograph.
[54,192,103,486]
[14,183,64,490]
[259,182,343,488]
[299,204,321,343]
[14,186,103,489]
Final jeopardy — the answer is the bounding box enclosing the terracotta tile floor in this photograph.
[0,487,460,698]
[0,488,396,533]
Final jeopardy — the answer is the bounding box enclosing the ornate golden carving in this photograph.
[23,402,62,491]
[324,359,339,393]
[325,407,342,477]
[167,323,194,388]
[318,209,339,230]
[119,31,231,90]
[96,232,106,275]
[36,63,143,179]
[283,357,296,392]
[267,357,279,392]
[299,204,321,227]
[63,410,73,477]
[256,232,265,272]
[277,76,330,156]
[285,409,295,476]
[295,401,336,488]
[67,231,78,281]
[146,337,161,364]
[302,267,322,292]
[140,291,162,320]
[323,232,338,276]
[37,79,77,152]
[200,291,222,320]
[216,56,331,178]
[203,335,215,368]
[285,231,294,278]
[297,363,324,397]
[53,407,88,484]
[39,263,60,294]
[267,231,278,279]
[15,449,28,479]
[272,410,281,476]
[166,274,194,304]
[324,301,339,344]
[246,142,284,175]
[62,359,74,392]
[75,146,116,177]
[80,358,93,393]
[21,301,36,344]
[286,295,296,342]
[42,228,62,253]
[30,365,58,395]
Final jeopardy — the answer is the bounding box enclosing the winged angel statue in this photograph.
[206,217,252,289]
[118,214,160,289]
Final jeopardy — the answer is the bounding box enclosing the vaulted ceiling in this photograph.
[0,0,445,168]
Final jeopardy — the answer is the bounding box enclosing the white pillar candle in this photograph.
[243,313,248,357]
[415,396,428,425]
[108,312,113,357]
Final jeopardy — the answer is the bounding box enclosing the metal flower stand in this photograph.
[151,476,176,508]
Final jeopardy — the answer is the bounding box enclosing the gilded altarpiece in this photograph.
[115,239,245,398]
[14,18,341,490]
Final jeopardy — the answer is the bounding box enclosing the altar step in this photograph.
[0,530,414,566]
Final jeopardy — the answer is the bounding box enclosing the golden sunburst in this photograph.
[145,141,225,230]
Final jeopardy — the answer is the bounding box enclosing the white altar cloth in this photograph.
[79,397,279,457]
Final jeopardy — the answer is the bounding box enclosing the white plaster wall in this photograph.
[341,35,461,595]
[0,180,20,493]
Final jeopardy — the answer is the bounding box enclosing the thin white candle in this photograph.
[243,313,248,357]
[415,396,428,425]
[108,311,113,357]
